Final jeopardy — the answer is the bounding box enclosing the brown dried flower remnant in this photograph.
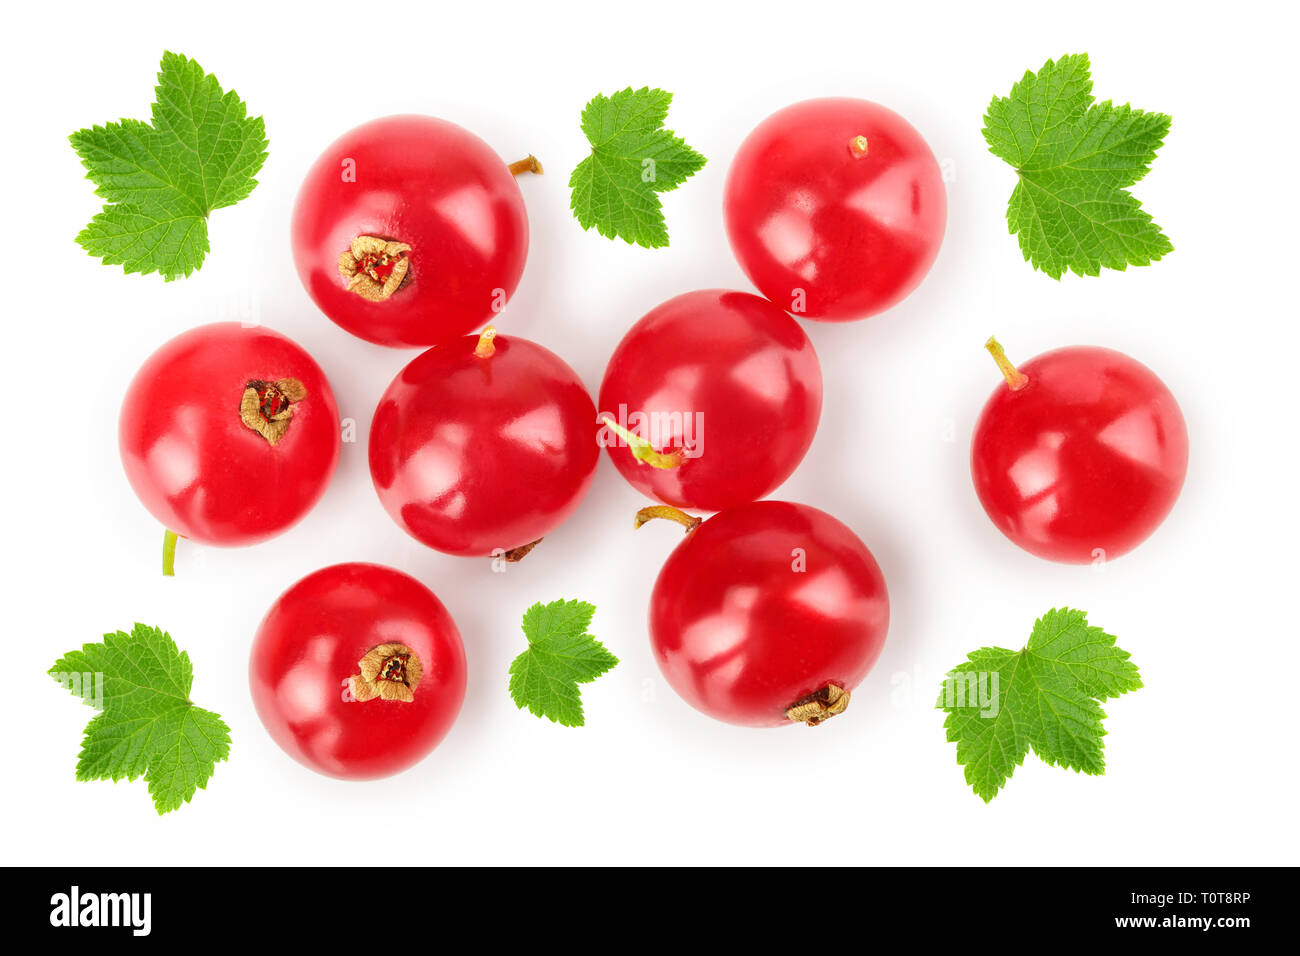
[338,236,410,301]
[351,643,424,703]
[785,683,850,726]
[240,378,306,446]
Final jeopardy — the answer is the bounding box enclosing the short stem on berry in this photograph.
[600,416,687,470]
[475,326,498,357]
[985,336,1029,391]
[508,155,544,176]
[848,135,869,158]
[634,505,702,534]
[162,529,179,577]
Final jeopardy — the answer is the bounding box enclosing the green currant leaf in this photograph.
[49,623,231,814]
[937,608,1142,802]
[508,600,619,727]
[69,51,268,280]
[569,87,706,249]
[983,53,1173,278]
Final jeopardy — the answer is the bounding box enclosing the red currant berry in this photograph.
[971,338,1189,564]
[598,290,822,511]
[250,563,466,780]
[725,98,946,321]
[292,115,535,348]
[643,501,890,727]
[119,323,340,570]
[369,327,599,558]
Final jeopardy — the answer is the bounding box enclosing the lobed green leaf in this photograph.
[938,608,1141,801]
[69,51,267,280]
[509,600,619,727]
[569,87,706,249]
[983,53,1173,278]
[50,624,230,814]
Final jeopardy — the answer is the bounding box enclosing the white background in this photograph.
[3,0,1296,866]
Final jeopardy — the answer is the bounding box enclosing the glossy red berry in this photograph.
[724,98,946,321]
[250,563,466,780]
[291,115,530,348]
[597,290,822,511]
[369,328,599,558]
[645,501,890,727]
[119,323,340,553]
[971,339,1189,564]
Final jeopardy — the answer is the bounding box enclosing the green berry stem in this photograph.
[985,336,1029,391]
[162,529,179,577]
[508,155,544,176]
[634,505,701,533]
[601,416,687,470]
[474,326,498,358]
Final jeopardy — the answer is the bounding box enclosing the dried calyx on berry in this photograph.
[785,683,849,726]
[502,538,542,562]
[240,378,306,446]
[350,643,424,703]
[338,236,411,301]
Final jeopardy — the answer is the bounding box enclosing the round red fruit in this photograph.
[646,501,890,727]
[971,339,1189,564]
[369,327,599,558]
[250,562,467,780]
[291,115,530,348]
[119,322,340,548]
[724,98,946,321]
[598,290,822,511]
